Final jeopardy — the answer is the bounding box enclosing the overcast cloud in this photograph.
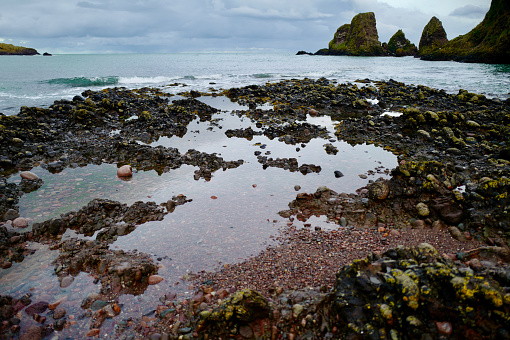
[0,0,490,54]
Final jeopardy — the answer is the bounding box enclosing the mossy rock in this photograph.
[198,289,270,333]
[387,29,418,56]
[327,12,384,56]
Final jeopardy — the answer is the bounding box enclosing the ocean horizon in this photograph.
[2,52,510,116]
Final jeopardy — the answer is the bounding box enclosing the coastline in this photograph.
[1,78,509,338]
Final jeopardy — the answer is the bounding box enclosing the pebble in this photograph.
[448,227,465,242]
[334,170,344,178]
[2,209,20,221]
[12,217,29,228]
[436,321,453,335]
[48,299,64,310]
[389,230,400,237]
[340,217,348,227]
[20,171,39,180]
[416,203,430,217]
[86,329,100,337]
[292,304,304,318]
[148,275,164,285]
[117,165,133,177]
[91,300,108,311]
[20,325,42,340]
[60,276,74,288]
[53,307,66,319]
[25,302,49,316]
[294,185,301,191]
[239,325,254,338]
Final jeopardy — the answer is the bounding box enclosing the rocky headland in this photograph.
[0,43,39,56]
[301,0,509,64]
[418,0,510,64]
[0,78,509,338]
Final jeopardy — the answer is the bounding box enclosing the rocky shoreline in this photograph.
[1,78,509,339]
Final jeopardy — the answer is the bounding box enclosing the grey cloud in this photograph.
[449,5,488,19]
[0,0,490,54]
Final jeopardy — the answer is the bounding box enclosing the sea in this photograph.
[1,53,509,115]
[1,53,510,338]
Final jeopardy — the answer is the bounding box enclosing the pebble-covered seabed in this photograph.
[0,78,509,339]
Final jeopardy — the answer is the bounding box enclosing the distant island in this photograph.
[299,0,509,64]
[0,42,39,56]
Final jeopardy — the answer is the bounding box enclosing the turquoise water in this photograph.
[1,53,509,115]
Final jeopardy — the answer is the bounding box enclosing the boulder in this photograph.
[117,164,132,177]
[12,217,29,228]
[20,171,39,180]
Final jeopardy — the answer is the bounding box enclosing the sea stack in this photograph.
[320,12,384,56]
[418,17,448,56]
[387,29,418,57]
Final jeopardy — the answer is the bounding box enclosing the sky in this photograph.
[0,0,491,54]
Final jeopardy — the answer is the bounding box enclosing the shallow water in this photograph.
[0,94,397,337]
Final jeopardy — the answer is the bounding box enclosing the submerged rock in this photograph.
[116,164,132,177]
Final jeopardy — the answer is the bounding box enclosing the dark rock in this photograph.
[25,301,49,316]
[387,29,418,56]
[19,325,42,340]
[418,16,448,55]
[53,307,66,319]
[2,209,19,221]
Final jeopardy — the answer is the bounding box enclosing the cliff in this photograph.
[387,29,418,56]
[322,12,384,56]
[419,0,510,64]
[0,43,39,56]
